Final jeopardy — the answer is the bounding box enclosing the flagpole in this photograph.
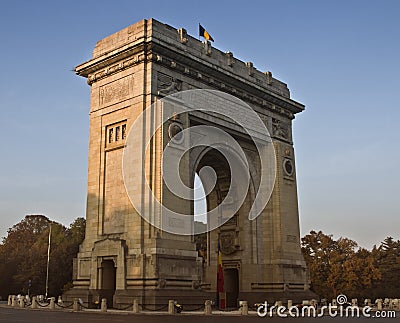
[45,223,52,299]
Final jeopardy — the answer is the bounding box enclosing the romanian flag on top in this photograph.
[199,24,214,42]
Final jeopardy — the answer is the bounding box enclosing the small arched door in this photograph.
[224,268,239,308]
[101,260,116,307]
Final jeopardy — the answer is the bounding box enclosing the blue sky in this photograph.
[0,1,399,248]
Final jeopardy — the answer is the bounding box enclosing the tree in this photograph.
[302,230,381,300]
[301,230,336,298]
[0,215,51,296]
[0,215,85,299]
[49,217,86,295]
[371,237,400,298]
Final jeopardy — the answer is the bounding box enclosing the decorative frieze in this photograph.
[87,56,141,85]
[100,76,133,107]
[157,72,182,96]
[272,118,290,141]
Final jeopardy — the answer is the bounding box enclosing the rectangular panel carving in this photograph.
[100,75,133,107]
[79,259,91,278]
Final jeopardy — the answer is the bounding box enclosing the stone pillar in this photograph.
[7,295,12,306]
[377,299,383,310]
[50,297,56,309]
[204,300,212,315]
[287,300,293,308]
[19,297,24,308]
[11,295,16,307]
[132,299,139,313]
[73,298,81,311]
[168,300,175,315]
[31,296,37,309]
[101,298,107,312]
[240,301,248,315]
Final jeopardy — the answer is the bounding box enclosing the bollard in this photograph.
[50,297,55,309]
[8,295,12,306]
[332,299,337,307]
[377,299,383,310]
[31,296,37,309]
[73,298,81,311]
[101,298,107,312]
[168,300,175,315]
[11,295,16,307]
[351,299,357,307]
[132,298,139,313]
[240,301,248,315]
[204,300,212,315]
[287,300,293,308]
[19,297,25,308]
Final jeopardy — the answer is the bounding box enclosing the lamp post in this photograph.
[45,224,51,299]
[28,279,32,297]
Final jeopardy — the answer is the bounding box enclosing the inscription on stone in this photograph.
[100,75,133,106]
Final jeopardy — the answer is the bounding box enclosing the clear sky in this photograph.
[0,1,399,249]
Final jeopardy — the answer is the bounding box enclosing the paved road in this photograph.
[0,306,397,322]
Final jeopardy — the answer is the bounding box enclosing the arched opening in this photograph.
[194,173,207,225]
[192,146,247,306]
[194,173,207,261]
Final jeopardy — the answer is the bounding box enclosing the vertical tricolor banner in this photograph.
[217,239,225,309]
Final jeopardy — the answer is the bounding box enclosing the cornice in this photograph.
[75,37,304,118]
[75,40,146,85]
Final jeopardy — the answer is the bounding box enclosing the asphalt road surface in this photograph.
[0,306,397,323]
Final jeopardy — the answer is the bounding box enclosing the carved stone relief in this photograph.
[220,230,238,255]
[272,118,290,140]
[99,75,133,107]
[157,72,182,96]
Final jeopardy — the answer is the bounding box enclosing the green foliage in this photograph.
[302,230,399,300]
[370,237,400,298]
[0,215,85,299]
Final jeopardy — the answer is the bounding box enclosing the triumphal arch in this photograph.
[65,18,312,308]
